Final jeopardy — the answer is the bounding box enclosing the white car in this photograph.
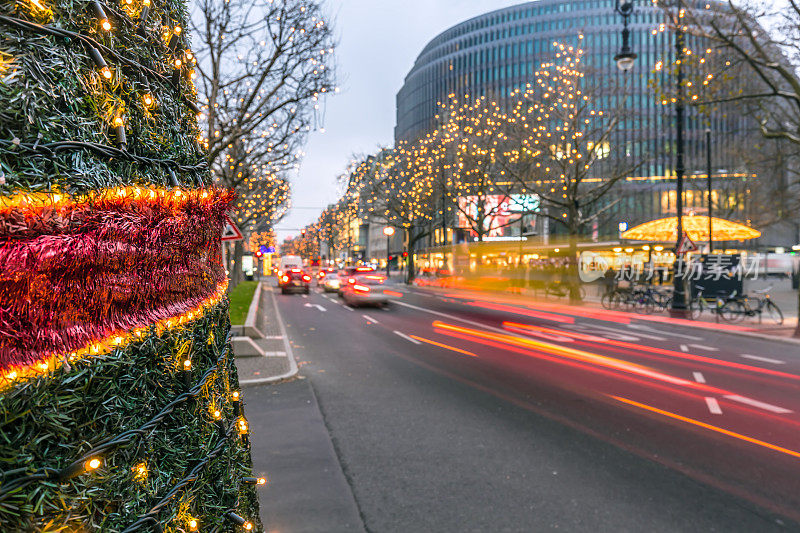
[321,272,342,292]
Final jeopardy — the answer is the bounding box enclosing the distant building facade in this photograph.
[395,0,794,248]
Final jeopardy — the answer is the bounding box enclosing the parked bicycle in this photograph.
[601,283,671,314]
[545,281,586,299]
[689,285,729,321]
[719,287,784,325]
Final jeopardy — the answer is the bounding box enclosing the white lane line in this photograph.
[741,354,786,365]
[584,324,666,341]
[689,343,719,352]
[705,397,723,414]
[563,323,667,342]
[680,344,689,352]
[363,314,378,324]
[723,395,793,414]
[693,372,706,383]
[626,323,704,341]
[302,294,308,299]
[393,330,421,344]
[342,304,354,312]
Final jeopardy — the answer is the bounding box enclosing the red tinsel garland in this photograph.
[0,188,234,373]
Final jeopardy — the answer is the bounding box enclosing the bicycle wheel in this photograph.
[636,296,656,314]
[609,291,624,309]
[720,300,745,322]
[601,292,615,309]
[689,299,704,320]
[764,300,784,325]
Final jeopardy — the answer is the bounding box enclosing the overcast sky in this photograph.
[274,0,524,241]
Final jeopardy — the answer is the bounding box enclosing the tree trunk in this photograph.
[568,231,581,305]
[795,285,800,337]
[230,239,244,289]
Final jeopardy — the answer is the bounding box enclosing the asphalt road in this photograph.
[274,282,800,532]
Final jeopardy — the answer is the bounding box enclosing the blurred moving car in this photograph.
[337,266,377,296]
[317,267,337,286]
[341,274,390,307]
[321,272,342,292]
[279,268,311,294]
[278,255,303,278]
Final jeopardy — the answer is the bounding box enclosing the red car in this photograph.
[279,269,311,295]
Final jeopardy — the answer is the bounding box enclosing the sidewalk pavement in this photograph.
[234,278,366,533]
[246,380,365,533]
[233,281,298,385]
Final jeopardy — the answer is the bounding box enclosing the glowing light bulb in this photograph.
[213,409,221,419]
[174,25,182,34]
[174,59,182,68]
[183,359,191,370]
[257,476,267,485]
[85,457,102,471]
[244,522,253,531]
[188,519,198,531]
[101,18,111,31]
[143,94,153,106]
[113,116,123,127]
[101,66,112,79]
[232,391,240,401]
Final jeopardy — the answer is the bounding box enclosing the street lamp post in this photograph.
[383,226,395,278]
[671,19,688,317]
[614,1,637,72]
[614,0,687,316]
[706,127,713,253]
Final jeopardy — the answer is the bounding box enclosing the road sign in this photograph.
[676,231,698,255]
[222,216,243,241]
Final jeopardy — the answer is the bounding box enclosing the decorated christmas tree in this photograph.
[0,0,262,530]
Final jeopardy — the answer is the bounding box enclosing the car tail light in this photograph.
[353,284,370,293]
[348,278,356,284]
[319,272,326,278]
[302,275,311,282]
[281,275,289,283]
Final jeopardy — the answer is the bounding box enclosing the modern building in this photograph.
[394,0,795,249]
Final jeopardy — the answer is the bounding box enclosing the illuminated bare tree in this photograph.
[501,42,639,301]
[192,0,336,283]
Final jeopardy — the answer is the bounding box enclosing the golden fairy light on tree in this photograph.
[501,40,640,300]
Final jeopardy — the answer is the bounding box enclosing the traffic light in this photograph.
[402,251,408,258]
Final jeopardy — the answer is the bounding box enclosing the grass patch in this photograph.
[228,281,259,325]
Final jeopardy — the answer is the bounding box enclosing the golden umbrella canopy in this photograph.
[621,216,761,242]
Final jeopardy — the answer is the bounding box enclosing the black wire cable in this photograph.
[0,15,201,117]
[0,330,232,501]
[120,423,236,533]
[0,139,208,174]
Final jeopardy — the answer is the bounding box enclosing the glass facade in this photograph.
[394,0,762,237]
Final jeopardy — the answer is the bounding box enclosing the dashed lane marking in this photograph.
[393,330,421,344]
[680,344,689,352]
[705,397,723,414]
[689,343,719,352]
[741,354,786,365]
[723,395,793,414]
[363,314,379,324]
[693,372,706,383]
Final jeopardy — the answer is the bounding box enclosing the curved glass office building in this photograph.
[394,1,783,243]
